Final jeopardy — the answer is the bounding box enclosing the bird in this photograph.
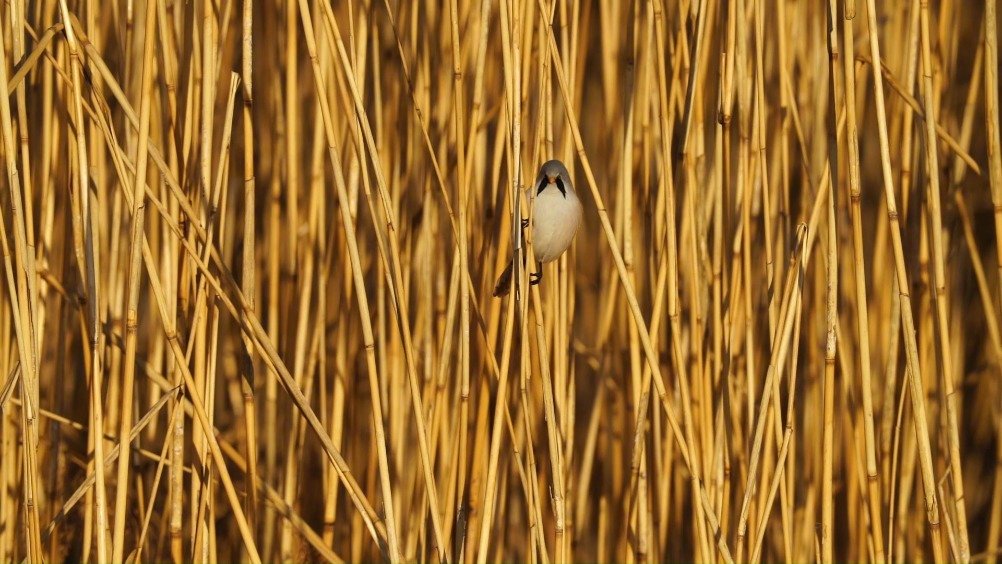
[493,159,583,298]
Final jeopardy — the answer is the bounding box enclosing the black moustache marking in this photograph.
[536,174,567,197]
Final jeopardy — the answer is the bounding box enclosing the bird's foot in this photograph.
[521,218,530,229]
[530,271,542,285]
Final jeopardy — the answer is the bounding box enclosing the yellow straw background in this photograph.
[0,0,1000,562]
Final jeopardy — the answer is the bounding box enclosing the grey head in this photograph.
[534,159,574,197]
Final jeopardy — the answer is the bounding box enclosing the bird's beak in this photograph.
[546,175,557,184]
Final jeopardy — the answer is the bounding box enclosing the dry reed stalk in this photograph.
[839,7,886,561]
[983,3,1002,562]
[822,6,839,562]
[3,0,1002,562]
[861,0,944,560]
[110,0,157,561]
[915,0,969,559]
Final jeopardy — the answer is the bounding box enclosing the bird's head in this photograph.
[537,159,572,196]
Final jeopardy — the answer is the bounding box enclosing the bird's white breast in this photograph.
[529,187,582,263]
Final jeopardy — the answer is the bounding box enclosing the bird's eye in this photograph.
[555,177,566,195]
[537,177,548,194]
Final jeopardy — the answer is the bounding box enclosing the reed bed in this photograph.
[0,0,1000,562]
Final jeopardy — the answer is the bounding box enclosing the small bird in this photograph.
[493,159,583,297]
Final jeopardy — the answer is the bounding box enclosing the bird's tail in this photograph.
[492,260,514,297]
